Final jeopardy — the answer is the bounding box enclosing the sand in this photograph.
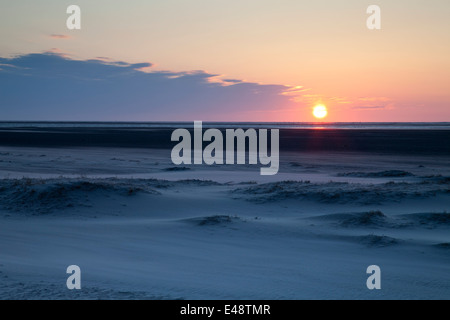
[0,127,449,300]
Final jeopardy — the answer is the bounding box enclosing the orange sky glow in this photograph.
[0,0,449,122]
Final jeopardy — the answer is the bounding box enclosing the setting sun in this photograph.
[313,105,328,119]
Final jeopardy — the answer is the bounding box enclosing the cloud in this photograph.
[329,97,352,104]
[44,48,72,58]
[223,79,242,84]
[207,76,243,86]
[352,105,386,110]
[0,52,301,121]
[358,97,390,102]
[352,97,393,110]
[85,58,153,69]
[49,34,71,39]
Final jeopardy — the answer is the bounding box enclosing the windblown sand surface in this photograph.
[0,128,449,299]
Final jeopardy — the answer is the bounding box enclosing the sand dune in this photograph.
[0,133,449,299]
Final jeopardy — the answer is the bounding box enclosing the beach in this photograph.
[0,123,449,299]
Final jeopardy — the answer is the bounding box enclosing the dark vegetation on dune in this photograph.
[186,215,241,226]
[337,170,415,178]
[401,212,450,227]
[318,211,389,228]
[0,178,222,214]
[313,210,450,230]
[163,166,191,172]
[356,234,400,248]
[0,275,178,300]
[0,179,154,214]
[1,176,448,219]
[232,178,450,205]
[332,233,400,248]
[434,243,450,250]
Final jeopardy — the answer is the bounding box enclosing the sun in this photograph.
[313,104,328,119]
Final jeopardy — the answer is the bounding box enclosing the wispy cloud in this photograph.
[352,97,394,110]
[357,97,390,102]
[50,34,71,39]
[352,105,386,110]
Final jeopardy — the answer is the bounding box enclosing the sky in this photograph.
[0,0,449,122]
